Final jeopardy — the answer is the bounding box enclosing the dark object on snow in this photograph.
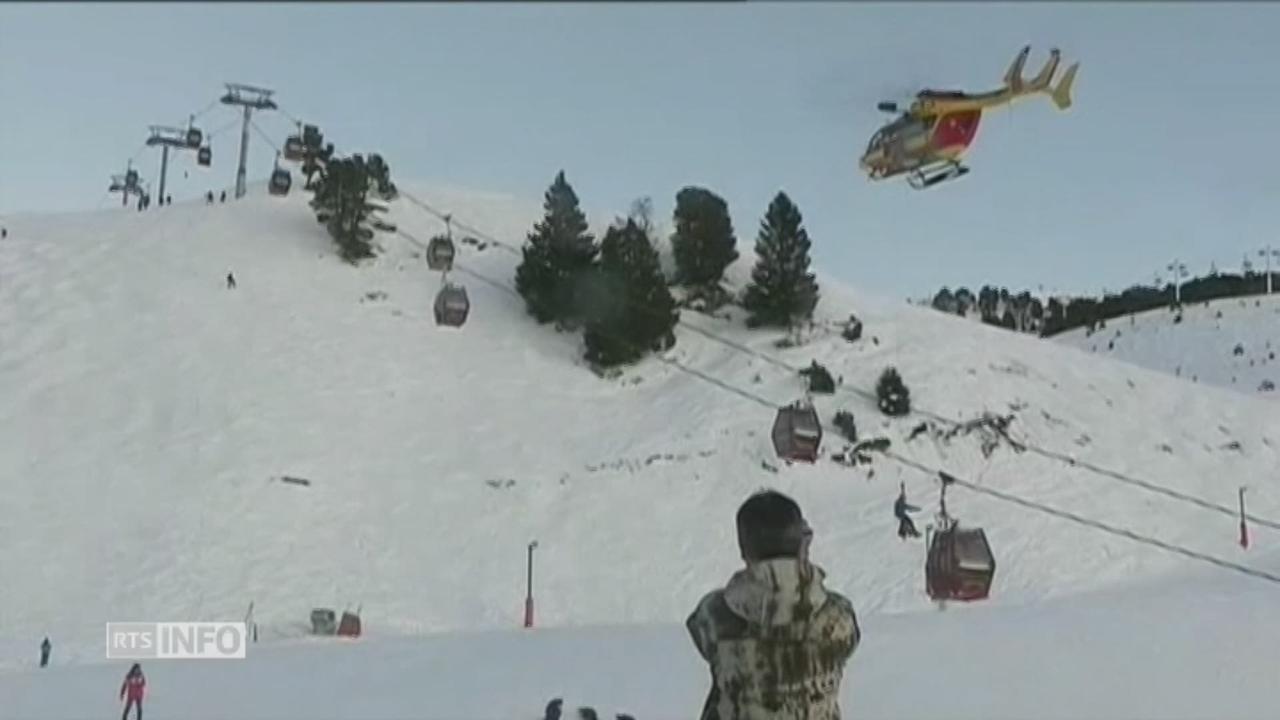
[841,314,863,342]
[833,410,857,443]
[226,272,237,290]
[165,195,172,206]
[40,637,50,667]
[907,422,930,442]
[1233,343,1245,356]
[925,473,995,602]
[772,399,822,462]
[1,227,6,239]
[280,475,311,486]
[799,360,836,394]
[220,191,226,203]
[310,608,337,635]
[544,698,563,720]
[206,191,214,204]
[577,709,599,720]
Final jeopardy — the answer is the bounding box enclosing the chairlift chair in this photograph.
[771,399,823,462]
[269,168,292,196]
[197,146,212,167]
[434,283,470,327]
[186,127,203,149]
[426,236,456,272]
[924,475,995,602]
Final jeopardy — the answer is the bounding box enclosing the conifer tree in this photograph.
[741,192,819,327]
[583,218,679,367]
[670,186,738,288]
[310,156,378,263]
[515,171,598,326]
[876,367,911,417]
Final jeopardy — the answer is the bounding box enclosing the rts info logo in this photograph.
[106,622,247,660]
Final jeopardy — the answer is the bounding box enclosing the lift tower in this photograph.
[219,83,277,199]
[146,125,201,203]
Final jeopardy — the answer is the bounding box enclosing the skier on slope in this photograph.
[686,489,860,720]
[895,482,921,539]
[119,663,145,720]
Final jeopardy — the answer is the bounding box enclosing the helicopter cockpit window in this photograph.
[866,128,886,154]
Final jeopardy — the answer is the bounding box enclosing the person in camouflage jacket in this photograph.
[686,490,861,720]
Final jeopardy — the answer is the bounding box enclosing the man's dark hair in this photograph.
[736,489,808,561]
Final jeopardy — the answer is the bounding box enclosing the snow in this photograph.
[1053,294,1280,400]
[3,554,1279,720]
[1,183,1278,716]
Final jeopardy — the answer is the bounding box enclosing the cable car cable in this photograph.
[247,118,282,153]
[882,449,1280,587]
[394,225,785,410]
[394,189,1280,532]
[393,216,1280,589]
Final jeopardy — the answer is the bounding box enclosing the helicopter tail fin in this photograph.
[1025,48,1061,92]
[1049,61,1078,110]
[1004,45,1031,92]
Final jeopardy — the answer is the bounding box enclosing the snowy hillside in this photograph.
[2,182,1279,684]
[1054,294,1280,400]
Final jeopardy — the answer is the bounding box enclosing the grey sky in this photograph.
[2,2,1278,297]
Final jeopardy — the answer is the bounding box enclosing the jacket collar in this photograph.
[722,557,829,627]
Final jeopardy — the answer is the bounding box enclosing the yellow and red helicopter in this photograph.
[859,46,1079,189]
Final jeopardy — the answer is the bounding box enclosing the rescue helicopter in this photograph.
[858,46,1079,189]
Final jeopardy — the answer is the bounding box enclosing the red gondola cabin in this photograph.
[925,522,995,601]
[771,401,822,462]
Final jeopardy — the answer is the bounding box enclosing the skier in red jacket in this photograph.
[119,663,145,720]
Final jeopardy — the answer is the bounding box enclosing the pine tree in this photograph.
[670,186,738,288]
[515,171,598,326]
[583,218,679,367]
[741,192,819,328]
[876,367,911,417]
[311,156,378,263]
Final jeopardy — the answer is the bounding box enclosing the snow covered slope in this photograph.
[2,183,1278,677]
[4,552,1279,720]
[1053,294,1280,400]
